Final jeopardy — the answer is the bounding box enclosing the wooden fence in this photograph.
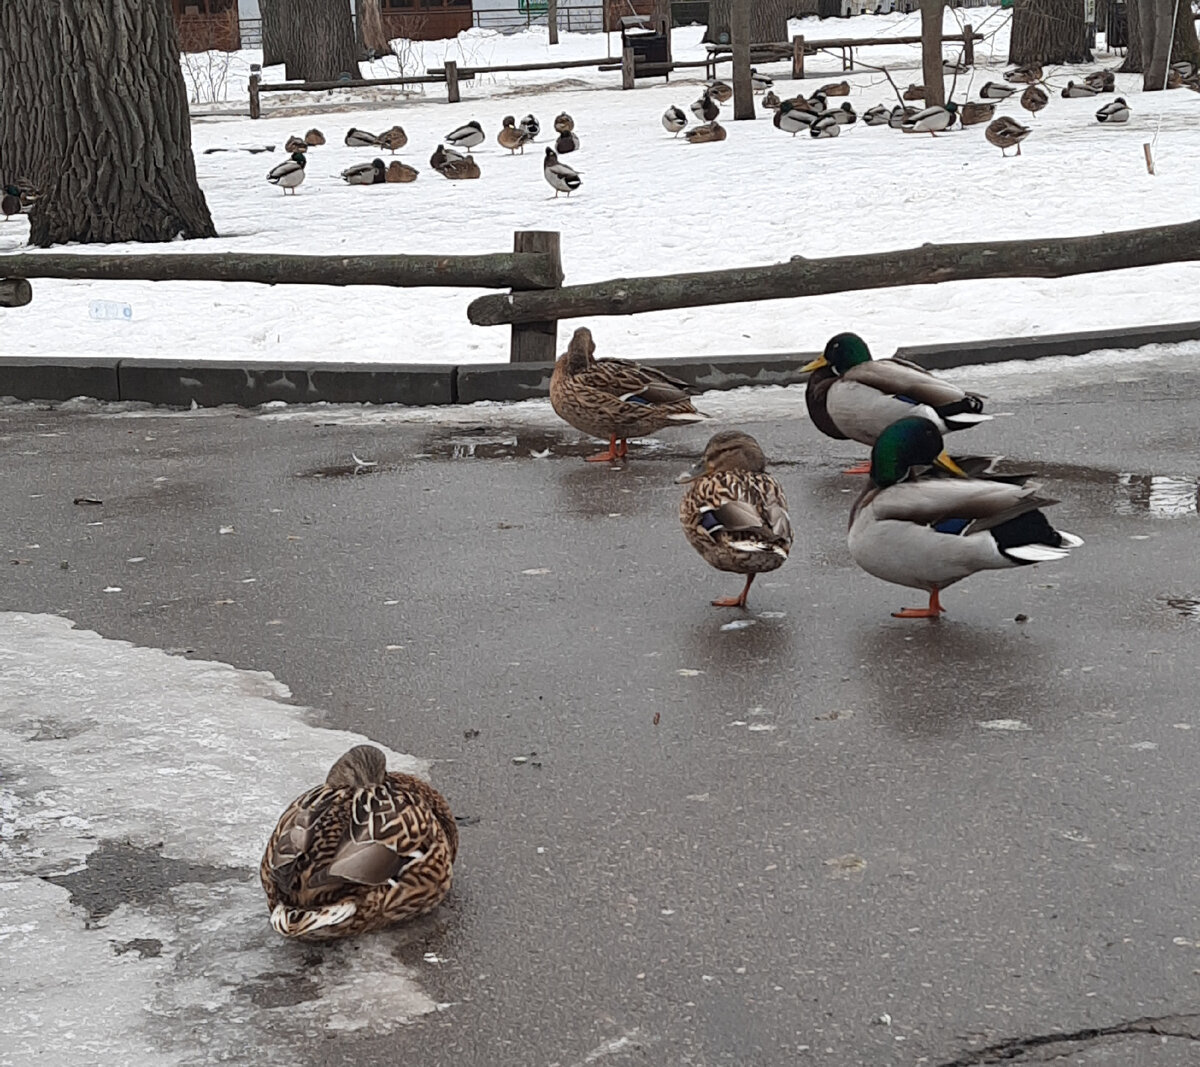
[7,219,1200,364]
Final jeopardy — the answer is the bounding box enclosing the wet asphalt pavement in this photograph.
[2,355,1199,1066]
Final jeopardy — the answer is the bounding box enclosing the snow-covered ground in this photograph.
[2,6,1199,368]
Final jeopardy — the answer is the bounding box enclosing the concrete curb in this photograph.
[2,322,1198,407]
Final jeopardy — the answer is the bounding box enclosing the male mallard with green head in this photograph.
[848,417,1082,618]
[803,332,991,473]
[261,744,458,940]
[677,431,793,609]
[550,326,709,462]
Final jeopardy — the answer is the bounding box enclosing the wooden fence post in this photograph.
[510,231,563,363]
[249,71,261,119]
[622,46,636,89]
[792,35,805,80]
[0,279,33,308]
[963,25,974,67]
[445,59,460,102]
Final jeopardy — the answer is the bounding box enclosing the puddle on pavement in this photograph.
[1115,474,1199,518]
[420,429,670,461]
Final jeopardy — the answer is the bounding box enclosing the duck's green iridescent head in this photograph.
[803,332,872,375]
[3,185,19,197]
[870,416,967,487]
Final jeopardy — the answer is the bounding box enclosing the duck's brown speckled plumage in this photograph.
[550,327,708,460]
[261,744,457,940]
[678,431,793,608]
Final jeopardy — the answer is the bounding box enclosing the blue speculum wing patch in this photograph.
[932,517,970,535]
[895,395,918,405]
[699,509,725,533]
[620,391,651,406]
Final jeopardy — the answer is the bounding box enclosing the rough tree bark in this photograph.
[1119,0,1144,70]
[259,0,359,82]
[732,0,754,119]
[356,0,394,58]
[921,0,946,107]
[1144,0,1176,87]
[0,0,215,248]
[1009,0,1093,64]
[0,1,58,190]
[704,1,797,44]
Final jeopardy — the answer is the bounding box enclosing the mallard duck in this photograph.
[775,99,817,136]
[820,80,851,96]
[386,160,418,183]
[762,89,781,111]
[445,120,484,149]
[430,143,465,170]
[888,104,919,129]
[807,91,829,114]
[1004,63,1042,84]
[1096,96,1131,123]
[305,128,326,146]
[499,115,533,154]
[985,115,1031,156]
[810,114,841,138]
[848,416,1082,618]
[377,125,408,152]
[686,119,727,143]
[863,103,890,126]
[1166,69,1184,89]
[903,83,926,101]
[344,127,379,148]
[690,90,719,122]
[1062,80,1097,98]
[944,57,969,74]
[549,326,708,462]
[751,68,773,93]
[285,135,308,154]
[1084,70,1115,93]
[553,112,575,134]
[902,101,957,135]
[519,113,540,140]
[980,81,1017,99]
[677,431,792,609]
[1173,60,1197,78]
[266,151,306,194]
[662,105,688,136]
[959,100,996,126]
[2,185,23,220]
[260,744,458,940]
[830,101,857,125]
[1020,84,1048,116]
[707,81,733,103]
[543,147,580,196]
[554,129,580,154]
[439,154,481,180]
[341,158,386,185]
[802,332,991,473]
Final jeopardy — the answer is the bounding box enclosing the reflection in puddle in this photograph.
[1162,596,1200,619]
[1115,474,1199,518]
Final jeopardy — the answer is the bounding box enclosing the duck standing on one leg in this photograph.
[549,326,709,462]
[677,431,793,609]
[260,744,458,940]
[803,332,991,473]
[848,416,1083,619]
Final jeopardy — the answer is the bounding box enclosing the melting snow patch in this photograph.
[0,612,439,1063]
[977,719,1033,732]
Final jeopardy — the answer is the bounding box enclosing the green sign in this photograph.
[519,0,549,12]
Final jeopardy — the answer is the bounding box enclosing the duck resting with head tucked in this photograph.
[803,332,992,473]
[550,326,709,462]
[848,416,1082,618]
[260,744,458,940]
[677,430,793,609]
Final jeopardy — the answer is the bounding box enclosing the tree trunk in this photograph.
[817,0,841,18]
[260,0,359,82]
[1172,0,1200,70]
[548,0,559,44]
[704,1,796,44]
[1009,0,1092,64]
[0,0,216,248]
[1144,0,1176,88]
[921,0,946,107]
[1119,0,1143,71]
[0,1,59,192]
[732,0,755,119]
[356,0,393,58]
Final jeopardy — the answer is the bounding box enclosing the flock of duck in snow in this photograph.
[265,112,582,197]
[262,324,1086,941]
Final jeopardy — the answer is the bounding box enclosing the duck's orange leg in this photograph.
[586,434,622,463]
[712,574,754,609]
[892,588,945,619]
[616,437,629,458]
[843,460,872,475]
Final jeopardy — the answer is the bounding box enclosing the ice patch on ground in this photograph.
[0,612,438,1065]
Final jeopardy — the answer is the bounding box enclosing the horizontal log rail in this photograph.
[466,219,1200,327]
[256,73,446,91]
[0,249,563,292]
[426,56,615,76]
